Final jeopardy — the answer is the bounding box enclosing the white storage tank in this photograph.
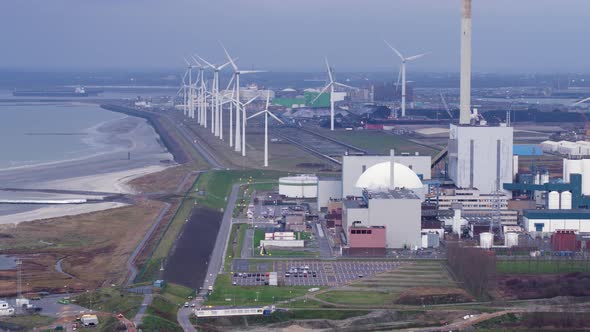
[480,232,493,249]
[548,191,560,210]
[279,175,318,198]
[504,232,519,248]
[452,209,462,235]
[560,191,572,210]
[541,171,549,184]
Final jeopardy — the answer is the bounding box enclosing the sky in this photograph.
[1,0,589,73]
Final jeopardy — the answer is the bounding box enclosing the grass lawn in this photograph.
[263,249,320,258]
[205,274,310,306]
[74,287,143,318]
[322,130,440,156]
[253,229,265,248]
[0,315,55,331]
[161,282,195,304]
[497,260,590,274]
[316,290,394,306]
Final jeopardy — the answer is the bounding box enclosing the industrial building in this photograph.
[342,189,421,249]
[523,209,590,233]
[541,140,590,157]
[279,175,318,198]
[448,123,514,195]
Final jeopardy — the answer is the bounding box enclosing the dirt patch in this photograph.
[163,207,223,288]
[129,163,198,194]
[395,287,475,305]
[0,200,165,296]
[497,272,590,300]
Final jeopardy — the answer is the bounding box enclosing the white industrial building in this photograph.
[523,210,590,233]
[279,175,318,198]
[448,124,513,195]
[542,140,590,157]
[342,189,421,249]
[342,154,431,197]
[563,158,590,195]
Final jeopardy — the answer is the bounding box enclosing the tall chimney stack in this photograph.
[459,0,472,125]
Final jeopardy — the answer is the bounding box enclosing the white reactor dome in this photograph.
[355,161,423,191]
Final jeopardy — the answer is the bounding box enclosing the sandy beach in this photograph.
[0,104,174,224]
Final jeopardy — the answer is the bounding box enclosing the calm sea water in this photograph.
[0,103,124,169]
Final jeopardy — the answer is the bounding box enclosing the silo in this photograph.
[512,155,519,181]
[452,209,462,235]
[583,159,590,195]
[560,191,572,210]
[548,191,560,210]
[534,172,541,185]
[480,232,493,249]
[541,171,549,184]
[504,232,519,248]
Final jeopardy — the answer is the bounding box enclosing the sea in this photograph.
[0,102,125,170]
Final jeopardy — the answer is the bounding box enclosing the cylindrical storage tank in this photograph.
[421,233,429,248]
[548,191,560,210]
[541,171,550,184]
[452,209,462,235]
[504,232,519,248]
[560,191,572,210]
[583,159,590,195]
[480,232,493,249]
[564,159,582,183]
[278,175,318,198]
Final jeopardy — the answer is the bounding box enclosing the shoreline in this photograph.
[0,102,175,224]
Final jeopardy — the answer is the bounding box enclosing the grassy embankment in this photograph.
[139,283,194,332]
[316,261,462,307]
[497,260,590,274]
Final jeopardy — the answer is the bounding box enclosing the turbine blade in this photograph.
[244,96,258,105]
[265,91,271,110]
[405,52,429,61]
[238,70,266,74]
[268,111,284,124]
[335,82,357,90]
[312,84,331,104]
[384,40,404,60]
[221,43,238,71]
[247,110,265,120]
[396,66,402,92]
[183,57,190,66]
[196,55,215,69]
[325,57,334,83]
[573,96,590,106]
[225,73,235,91]
[191,55,202,67]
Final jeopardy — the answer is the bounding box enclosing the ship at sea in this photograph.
[12,86,100,97]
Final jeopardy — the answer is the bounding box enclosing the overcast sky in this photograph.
[1,0,589,73]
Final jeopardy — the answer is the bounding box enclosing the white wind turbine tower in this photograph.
[191,56,207,124]
[247,92,284,167]
[384,40,428,118]
[183,58,196,119]
[197,56,232,139]
[222,45,265,155]
[231,95,259,157]
[313,58,356,131]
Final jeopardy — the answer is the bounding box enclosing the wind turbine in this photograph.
[384,40,427,118]
[312,58,356,131]
[197,56,232,139]
[222,45,265,156]
[247,92,284,167]
[190,56,208,125]
[231,95,258,157]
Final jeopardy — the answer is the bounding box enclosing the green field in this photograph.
[322,130,440,156]
[253,229,265,248]
[263,249,319,258]
[74,287,143,318]
[497,260,590,274]
[139,283,193,332]
[205,274,311,306]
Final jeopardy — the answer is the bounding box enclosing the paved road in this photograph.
[126,202,172,286]
[177,183,240,331]
[132,292,153,327]
[162,113,225,169]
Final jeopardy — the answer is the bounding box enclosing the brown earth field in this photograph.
[394,286,474,305]
[128,162,200,194]
[497,272,590,300]
[0,199,166,296]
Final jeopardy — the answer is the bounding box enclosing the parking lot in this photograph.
[230,260,398,287]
